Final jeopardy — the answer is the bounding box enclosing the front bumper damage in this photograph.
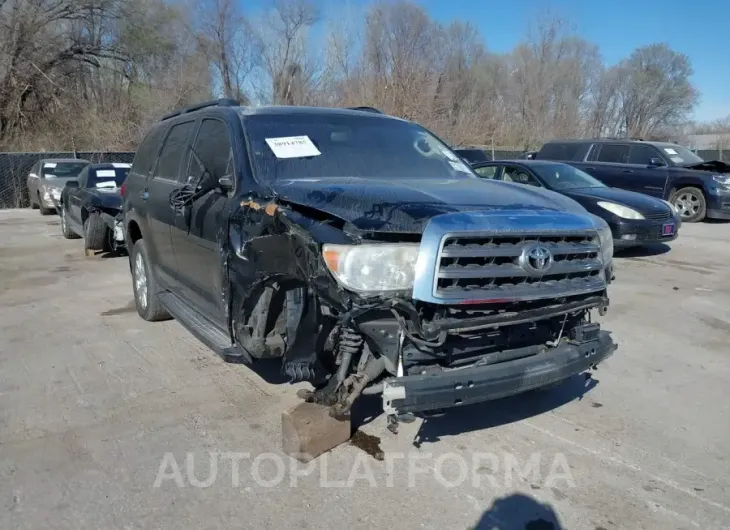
[381,331,615,414]
[357,295,615,415]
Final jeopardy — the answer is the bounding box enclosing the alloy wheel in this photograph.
[673,192,701,220]
[134,252,148,310]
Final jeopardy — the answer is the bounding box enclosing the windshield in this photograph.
[531,163,606,190]
[88,167,129,188]
[42,162,88,178]
[658,144,704,165]
[242,113,477,182]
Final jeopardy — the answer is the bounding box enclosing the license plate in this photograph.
[662,223,675,236]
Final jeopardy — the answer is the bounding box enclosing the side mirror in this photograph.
[65,180,79,188]
[218,175,234,191]
[649,158,665,167]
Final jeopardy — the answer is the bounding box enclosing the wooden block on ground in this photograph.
[282,401,351,462]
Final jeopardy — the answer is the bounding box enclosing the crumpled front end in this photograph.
[343,211,617,415]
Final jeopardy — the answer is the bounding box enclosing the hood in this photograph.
[560,186,671,214]
[90,189,122,210]
[679,160,730,174]
[271,177,589,233]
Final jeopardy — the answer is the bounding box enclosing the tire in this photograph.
[131,239,171,321]
[30,192,39,209]
[670,186,706,223]
[60,206,81,239]
[83,211,107,250]
[38,192,54,215]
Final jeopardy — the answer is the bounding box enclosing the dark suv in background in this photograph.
[535,139,730,222]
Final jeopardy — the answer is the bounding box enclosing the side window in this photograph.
[132,124,167,176]
[474,165,498,179]
[502,165,540,186]
[189,119,233,184]
[596,144,630,164]
[628,145,660,165]
[154,121,196,181]
[538,142,583,161]
[77,167,89,188]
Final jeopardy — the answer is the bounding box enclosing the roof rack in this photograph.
[346,106,383,114]
[161,98,240,121]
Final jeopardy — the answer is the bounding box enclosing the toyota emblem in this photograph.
[520,245,553,275]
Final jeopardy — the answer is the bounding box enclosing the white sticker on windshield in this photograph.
[44,162,57,168]
[265,136,321,159]
[663,148,678,155]
[95,181,117,189]
[97,170,116,177]
[670,156,684,164]
[449,160,471,173]
[112,163,130,168]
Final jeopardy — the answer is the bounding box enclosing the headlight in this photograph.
[596,221,613,263]
[597,201,645,220]
[50,188,62,200]
[322,244,419,293]
[712,175,730,187]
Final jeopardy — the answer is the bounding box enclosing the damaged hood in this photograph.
[271,177,588,233]
[679,160,730,174]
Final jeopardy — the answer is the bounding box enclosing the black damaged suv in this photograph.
[122,99,617,422]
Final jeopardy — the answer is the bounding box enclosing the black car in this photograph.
[453,147,491,164]
[535,139,730,222]
[470,160,681,249]
[122,99,616,424]
[59,163,131,253]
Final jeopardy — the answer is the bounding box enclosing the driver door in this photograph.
[170,117,234,324]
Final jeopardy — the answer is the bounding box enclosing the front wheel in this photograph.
[670,186,706,222]
[131,239,171,321]
[83,212,107,250]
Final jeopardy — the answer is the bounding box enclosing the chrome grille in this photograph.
[435,233,605,300]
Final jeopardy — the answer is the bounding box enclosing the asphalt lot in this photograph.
[1,208,730,530]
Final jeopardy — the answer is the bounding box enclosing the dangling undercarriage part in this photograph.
[297,324,386,416]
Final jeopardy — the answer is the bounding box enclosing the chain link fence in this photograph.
[0,152,135,208]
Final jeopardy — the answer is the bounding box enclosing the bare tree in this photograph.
[616,44,698,138]
[192,0,261,103]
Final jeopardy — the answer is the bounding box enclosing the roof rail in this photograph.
[161,98,240,121]
[347,106,383,114]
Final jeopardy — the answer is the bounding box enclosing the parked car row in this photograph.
[27,159,131,253]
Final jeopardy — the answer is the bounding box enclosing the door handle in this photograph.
[622,170,633,173]
[584,167,595,171]
[140,189,149,201]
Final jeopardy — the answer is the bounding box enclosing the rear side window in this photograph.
[537,143,583,161]
[596,144,630,164]
[154,121,196,181]
[132,125,167,176]
[628,144,660,165]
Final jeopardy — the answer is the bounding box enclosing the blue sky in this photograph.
[249,0,730,122]
[419,0,729,122]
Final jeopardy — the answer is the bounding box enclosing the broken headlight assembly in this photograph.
[322,243,419,293]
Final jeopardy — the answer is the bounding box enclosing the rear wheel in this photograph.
[61,206,80,239]
[670,186,706,222]
[131,239,171,321]
[83,211,107,250]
